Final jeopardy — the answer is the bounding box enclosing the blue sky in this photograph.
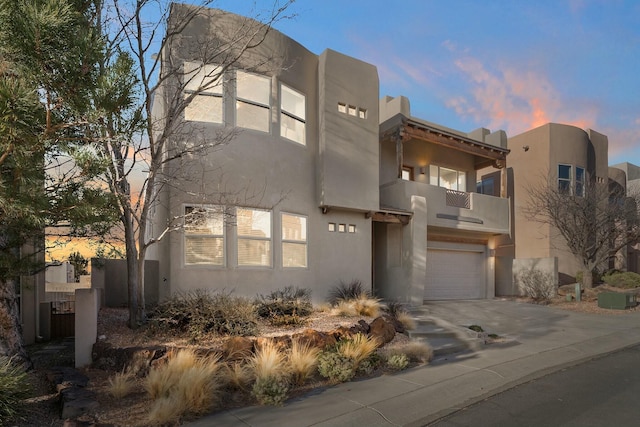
[215,0,640,165]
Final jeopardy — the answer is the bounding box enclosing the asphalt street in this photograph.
[429,344,640,427]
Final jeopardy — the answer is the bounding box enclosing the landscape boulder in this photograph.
[368,316,396,346]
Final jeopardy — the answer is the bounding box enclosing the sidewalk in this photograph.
[186,299,640,427]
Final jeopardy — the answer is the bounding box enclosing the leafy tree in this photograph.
[524,175,640,289]
[0,0,119,363]
[68,251,89,282]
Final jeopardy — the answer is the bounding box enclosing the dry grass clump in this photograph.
[381,341,433,364]
[337,333,379,366]
[289,340,320,385]
[329,280,382,317]
[107,370,135,399]
[250,340,290,405]
[395,310,417,331]
[145,349,224,424]
[223,362,253,390]
[250,340,289,379]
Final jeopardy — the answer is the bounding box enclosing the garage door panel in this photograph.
[425,248,485,300]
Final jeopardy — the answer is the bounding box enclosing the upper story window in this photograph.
[558,164,585,196]
[558,164,572,193]
[401,166,413,181]
[236,71,270,132]
[430,165,466,192]
[237,207,272,267]
[183,62,223,123]
[281,213,307,268]
[184,205,225,266]
[280,84,306,145]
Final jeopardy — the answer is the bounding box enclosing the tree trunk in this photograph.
[0,280,31,368]
[136,252,146,324]
[581,268,594,289]
[123,208,139,329]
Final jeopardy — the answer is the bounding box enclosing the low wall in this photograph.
[513,257,558,297]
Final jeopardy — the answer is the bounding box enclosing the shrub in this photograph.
[328,279,368,305]
[107,370,135,399]
[0,356,31,422]
[147,395,186,425]
[144,349,223,421]
[381,341,433,364]
[387,353,409,371]
[384,302,416,330]
[148,290,258,338]
[250,340,289,380]
[576,270,603,286]
[336,333,378,367]
[603,271,640,289]
[317,351,355,383]
[356,352,382,376]
[255,286,313,320]
[223,362,253,390]
[330,295,382,317]
[515,268,556,301]
[252,375,290,406]
[289,340,320,385]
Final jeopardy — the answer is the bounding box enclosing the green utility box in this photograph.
[597,292,637,310]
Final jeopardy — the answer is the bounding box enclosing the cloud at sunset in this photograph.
[446,56,598,136]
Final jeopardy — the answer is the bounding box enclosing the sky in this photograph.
[215,0,640,165]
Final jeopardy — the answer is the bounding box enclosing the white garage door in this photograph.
[425,248,485,300]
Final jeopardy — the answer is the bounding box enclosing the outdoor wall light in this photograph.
[419,166,426,174]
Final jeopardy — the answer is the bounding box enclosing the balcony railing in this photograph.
[445,189,470,209]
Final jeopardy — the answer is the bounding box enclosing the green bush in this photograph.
[386,354,409,371]
[255,286,313,325]
[149,290,258,338]
[328,279,368,305]
[603,271,640,289]
[251,375,290,406]
[576,270,603,285]
[317,351,355,383]
[0,357,32,422]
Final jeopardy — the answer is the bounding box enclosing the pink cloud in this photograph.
[447,56,599,136]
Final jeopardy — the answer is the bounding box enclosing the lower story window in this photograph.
[237,208,272,267]
[282,213,307,268]
[184,206,225,265]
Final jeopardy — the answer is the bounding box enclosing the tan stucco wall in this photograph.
[508,123,609,284]
[152,6,378,303]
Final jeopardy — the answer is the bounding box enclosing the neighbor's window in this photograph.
[576,166,585,197]
[184,205,225,265]
[281,213,307,268]
[558,164,572,193]
[430,165,466,191]
[236,70,270,132]
[237,208,272,267]
[280,84,306,145]
[183,62,223,123]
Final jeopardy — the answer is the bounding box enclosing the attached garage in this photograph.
[425,243,486,300]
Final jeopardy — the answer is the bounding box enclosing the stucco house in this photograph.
[148,4,512,304]
[489,122,639,290]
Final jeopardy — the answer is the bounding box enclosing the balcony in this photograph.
[380,180,510,235]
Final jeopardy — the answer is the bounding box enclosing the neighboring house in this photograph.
[148,5,511,304]
[610,162,640,272]
[490,122,620,290]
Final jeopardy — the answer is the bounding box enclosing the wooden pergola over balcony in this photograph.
[382,118,510,197]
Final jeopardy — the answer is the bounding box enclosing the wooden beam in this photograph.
[402,125,507,162]
[370,212,411,225]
